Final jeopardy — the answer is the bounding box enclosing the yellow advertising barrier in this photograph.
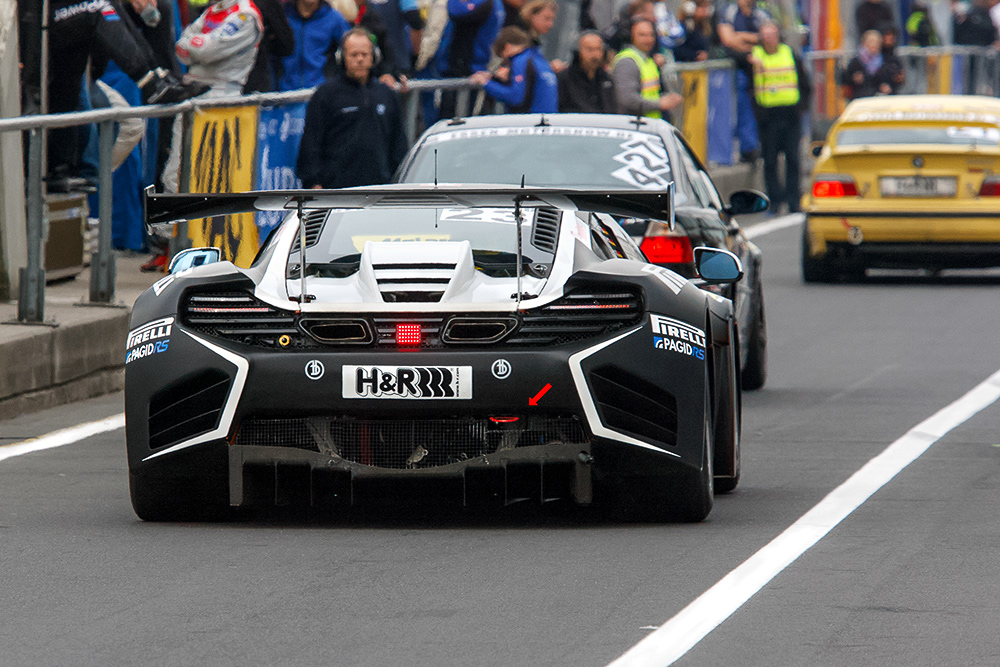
[680,69,709,163]
[186,106,260,267]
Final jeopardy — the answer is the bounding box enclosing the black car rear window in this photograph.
[403,127,673,190]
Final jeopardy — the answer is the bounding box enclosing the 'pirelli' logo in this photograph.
[650,314,706,348]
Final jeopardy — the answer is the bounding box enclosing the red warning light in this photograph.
[396,323,422,345]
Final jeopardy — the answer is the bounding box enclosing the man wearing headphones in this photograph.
[557,30,615,113]
[296,28,408,189]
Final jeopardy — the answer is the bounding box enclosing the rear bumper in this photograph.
[127,323,709,508]
[804,213,1000,268]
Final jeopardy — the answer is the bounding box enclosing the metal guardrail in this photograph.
[0,78,482,323]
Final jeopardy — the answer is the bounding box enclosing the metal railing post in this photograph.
[404,91,420,146]
[455,89,470,118]
[89,119,116,303]
[18,128,45,323]
[169,110,193,260]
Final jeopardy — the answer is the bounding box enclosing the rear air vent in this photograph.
[372,262,456,303]
[443,317,517,343]
[588,365,677,448]
[505,287,642,345]
[148,369,231,450]
[183,291,298,346]
[531,208,561,253]
[290,209,328,253]
[299,318,373,344]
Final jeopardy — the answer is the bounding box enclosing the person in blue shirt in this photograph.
[469,26,557,113]
[717,0,770,162]
[368,0,425,75]
[279,0,351,91]
[435,0,505,116]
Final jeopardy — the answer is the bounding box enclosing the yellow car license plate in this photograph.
[879,176,957,197]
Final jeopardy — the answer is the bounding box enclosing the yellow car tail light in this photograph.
[978,175,1000,197]
[812,175,859,198]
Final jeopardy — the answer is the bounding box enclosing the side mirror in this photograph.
[694,247,743,284]
[810,141,825,158]
[726,190,769,216]
[168,247,221,274]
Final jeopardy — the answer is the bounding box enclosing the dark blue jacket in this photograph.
[296,74,408,188]
[279,2,350,91]
[435,0,504,76]
[484,47,558,113]
[368,0,423,75]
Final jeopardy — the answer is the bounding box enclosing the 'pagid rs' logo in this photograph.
[650,314,706,360]
[125,317,173,364]
[343,365,473,399]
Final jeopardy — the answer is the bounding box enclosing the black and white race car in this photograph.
[396,114,770,390]
[126,186,743,521]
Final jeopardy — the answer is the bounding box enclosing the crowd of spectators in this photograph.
[18,0,993,264]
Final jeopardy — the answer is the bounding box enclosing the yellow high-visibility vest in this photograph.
[751,43,800,108]
[613,47,662,119]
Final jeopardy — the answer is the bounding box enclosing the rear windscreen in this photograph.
[837,125,1000,147]
[404,127,673,190]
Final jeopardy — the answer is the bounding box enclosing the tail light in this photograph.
[640,234,694,264]
[979,175,1000,196]
[812,175,858,198]
[396,323,422,346]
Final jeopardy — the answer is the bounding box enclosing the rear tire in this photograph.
[801,225,834,283]
[713,323,741,494]
[741,278,767,391]
[674,414,714,522]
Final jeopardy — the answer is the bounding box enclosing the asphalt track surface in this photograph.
[4,216,1000,666]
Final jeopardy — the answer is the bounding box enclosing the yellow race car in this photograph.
[802,95,1000,281]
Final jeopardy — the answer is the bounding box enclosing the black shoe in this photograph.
[739,150,760,164]
[142,71,210,105]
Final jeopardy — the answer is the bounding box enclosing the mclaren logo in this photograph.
[342,365,473,400]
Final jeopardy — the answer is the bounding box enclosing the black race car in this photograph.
[126,186,744,522]
[395,114,769,389]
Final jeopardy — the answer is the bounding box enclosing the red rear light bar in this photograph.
[396,323,422,345]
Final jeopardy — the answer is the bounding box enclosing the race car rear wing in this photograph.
[145,184,674,307]
[143,184,675,229]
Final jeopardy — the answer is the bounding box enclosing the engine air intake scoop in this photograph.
[359,241,476,303]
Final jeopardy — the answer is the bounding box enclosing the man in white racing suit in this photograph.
[162,0,263,192]
[176,0,264,95]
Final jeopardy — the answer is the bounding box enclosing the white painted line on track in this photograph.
[743,213,804,240]
[608,367,1000,667]
[0,413,125,464]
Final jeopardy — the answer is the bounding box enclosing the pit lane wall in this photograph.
[0,0,26,302]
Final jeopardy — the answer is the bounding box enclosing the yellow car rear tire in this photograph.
[801,225,835,283]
